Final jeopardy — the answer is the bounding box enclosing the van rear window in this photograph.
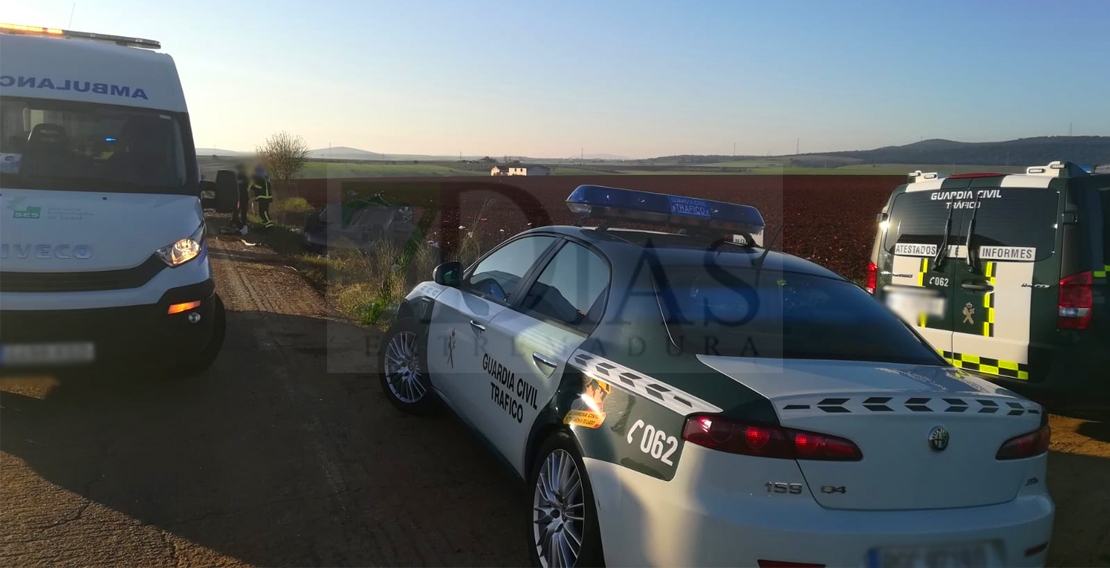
[883,192,953,252]
[0,96,193,194]
[967,190,1059,260]
[884,189,1059,261]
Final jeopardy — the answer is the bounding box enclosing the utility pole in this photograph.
[796,138,800,155]
[1069,123,1073,136]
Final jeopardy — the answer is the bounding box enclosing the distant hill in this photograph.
[648,136,1110,167]
[567,153,630,161]
[827,136,1110,167]
[307,146,386,160]
[197,148,249,157]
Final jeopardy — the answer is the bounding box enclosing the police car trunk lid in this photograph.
[698,356,1043,511]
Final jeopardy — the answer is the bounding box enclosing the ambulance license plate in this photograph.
[867,542,996,568]
[0,342,96,366]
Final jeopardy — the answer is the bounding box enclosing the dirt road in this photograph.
[0,232,529,567]
[1,230,1108,566]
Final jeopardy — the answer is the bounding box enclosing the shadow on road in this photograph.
[0,309,528,567]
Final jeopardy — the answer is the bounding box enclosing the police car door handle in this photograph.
[961,280,994,292]
[469,320,486,333]
[532,352,558,369]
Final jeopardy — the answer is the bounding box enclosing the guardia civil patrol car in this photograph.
[381,186,1054,567]
[869,161,1110,391]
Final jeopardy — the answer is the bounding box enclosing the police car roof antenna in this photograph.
[753,224,783,270]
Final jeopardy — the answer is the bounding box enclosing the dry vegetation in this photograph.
[259,198,494,328]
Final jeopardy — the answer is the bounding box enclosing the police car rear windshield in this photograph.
[655,266,944,365]
[0,97,194,194]
[884,190,1059,260]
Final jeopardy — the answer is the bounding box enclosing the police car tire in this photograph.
[527,431,604,568]
[377,318,437,414]
[174,294,226,378]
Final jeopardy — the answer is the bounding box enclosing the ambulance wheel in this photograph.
[378,318,436,414]
[175,294,226,378]
[527,431,604,568]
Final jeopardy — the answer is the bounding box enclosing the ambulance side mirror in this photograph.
[433,262,462,287]
[213,169,239,214]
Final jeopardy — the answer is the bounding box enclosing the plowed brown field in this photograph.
[280,175,904,282]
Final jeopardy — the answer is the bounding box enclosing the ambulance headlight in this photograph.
[157,224,206,267]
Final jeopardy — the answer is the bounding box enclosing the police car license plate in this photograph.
[0,342,96,366]
[867,542,996,568]
[885,290,946,319]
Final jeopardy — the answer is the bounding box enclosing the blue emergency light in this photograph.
[566,185,765,245]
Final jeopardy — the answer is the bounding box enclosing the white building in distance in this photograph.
[491,163,551,176]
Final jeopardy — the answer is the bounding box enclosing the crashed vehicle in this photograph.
[303,192,419,252]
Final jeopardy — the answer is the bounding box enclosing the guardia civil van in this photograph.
[869,161,1110,392]
[382,185,1053,567]
[0,24,237,374]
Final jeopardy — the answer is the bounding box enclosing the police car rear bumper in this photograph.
[0,279,216,370]
[585,445,1054,567]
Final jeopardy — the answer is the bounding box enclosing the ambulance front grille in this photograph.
[0,255,165,293]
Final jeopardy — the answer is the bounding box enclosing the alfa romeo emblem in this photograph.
[928,426,950,453]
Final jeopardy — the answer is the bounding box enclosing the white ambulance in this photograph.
[0,24,237,374]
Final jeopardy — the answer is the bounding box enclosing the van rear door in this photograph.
[879,190,967,357]
[948,186,1061,381]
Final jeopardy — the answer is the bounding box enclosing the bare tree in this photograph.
[256,131,309,183]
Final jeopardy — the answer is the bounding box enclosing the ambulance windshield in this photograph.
[0,96,193,194]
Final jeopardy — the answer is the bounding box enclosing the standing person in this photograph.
[252,163,275,230]
[233,162,251,235]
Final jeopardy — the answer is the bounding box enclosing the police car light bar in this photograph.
[0,23,161,49]
[566,185,765,246]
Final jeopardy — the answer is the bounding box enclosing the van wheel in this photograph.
[174,295,226,378]
[378,318,436,414]
[527,431,604,568]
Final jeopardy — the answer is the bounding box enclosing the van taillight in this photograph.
[865,261,877,295]
[682,415,863,461]
[1058,271,1093,330]
[996,425,1051,460]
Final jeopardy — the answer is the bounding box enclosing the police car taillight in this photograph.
[682,415,862,461]
[865,261,877,295]
[996,424,1050,460]
[1058,271,1093,330]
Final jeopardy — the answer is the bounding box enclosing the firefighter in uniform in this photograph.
[232,163,251,234]
[252,163,275,230]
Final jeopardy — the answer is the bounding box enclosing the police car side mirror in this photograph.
[433,262,462,287]
[213,170,239,214]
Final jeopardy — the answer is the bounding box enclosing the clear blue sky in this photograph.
[9,0,1109,158]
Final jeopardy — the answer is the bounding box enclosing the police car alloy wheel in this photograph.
[378,318,436,413]
[528,432,602,568]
